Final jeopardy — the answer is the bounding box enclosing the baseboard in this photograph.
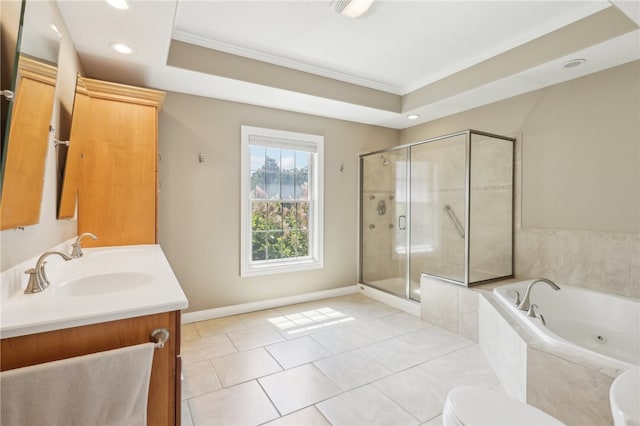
[182,285,359,324]
[356,283,421,317]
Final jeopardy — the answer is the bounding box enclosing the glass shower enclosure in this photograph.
[359,130,515,302]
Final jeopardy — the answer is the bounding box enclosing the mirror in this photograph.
[58,75,86,219]
[0,0,61,229]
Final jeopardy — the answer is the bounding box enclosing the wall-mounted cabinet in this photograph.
[0,57,57,230]
[72,79,164,247]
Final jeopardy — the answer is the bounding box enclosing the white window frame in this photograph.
[240,125,324,277]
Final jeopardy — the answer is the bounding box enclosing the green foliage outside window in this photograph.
[250,146,310,262]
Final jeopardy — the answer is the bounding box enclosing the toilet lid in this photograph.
[445,387,565,426]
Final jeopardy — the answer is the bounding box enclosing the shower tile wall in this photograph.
[361,157,404,283]
[410,136,466,283]
[512,137,639,298]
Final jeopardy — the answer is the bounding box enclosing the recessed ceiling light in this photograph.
[110,43,133,54]
[106,0,129,10]
[563,59,586,69]
[407,114,420,120]
[335,0,374,18]
[50,24,61,37]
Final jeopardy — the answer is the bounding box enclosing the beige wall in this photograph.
[158,92,399,312]
[0,1,80,271]
[401,61,640,298]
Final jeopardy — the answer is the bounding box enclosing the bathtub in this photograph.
[493,280,639,367]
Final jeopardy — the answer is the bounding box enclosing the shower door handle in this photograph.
[398,215,407,230]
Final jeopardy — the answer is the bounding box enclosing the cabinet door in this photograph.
[79,98,157,246]
[1,311,181,426]
[0,73,55,229]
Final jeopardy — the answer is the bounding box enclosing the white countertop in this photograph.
[1,244,188,339]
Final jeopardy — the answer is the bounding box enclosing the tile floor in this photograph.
[180,293,503,426]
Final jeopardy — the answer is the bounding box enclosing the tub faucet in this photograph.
[527,304,546,326]
[24,251,73,293]
[517,278,560,311]
[71,232,98,258]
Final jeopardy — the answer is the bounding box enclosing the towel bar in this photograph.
[150,328,170,349]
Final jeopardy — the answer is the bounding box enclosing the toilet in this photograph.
[442,387,565,426]
[609,366,640,426]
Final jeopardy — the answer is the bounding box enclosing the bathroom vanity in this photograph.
[0,244,188,425]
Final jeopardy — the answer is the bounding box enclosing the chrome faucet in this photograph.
[71,232,98,258]
[517,278,560,311]
[527,304,546,326]
[24,251,73,293]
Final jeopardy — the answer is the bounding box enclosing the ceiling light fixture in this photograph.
[563,59,586,69]
[335,0,374,18]
[50,24,61,37]
[110,42,133,54]
[106,0,129,10]
[407,114,420,120]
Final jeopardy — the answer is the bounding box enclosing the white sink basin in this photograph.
[1,244,188,339]
[54,271,154,297]
[610,366,640,426]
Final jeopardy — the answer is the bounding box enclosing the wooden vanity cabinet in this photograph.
[78,79,165,247]
[0,311,182,426]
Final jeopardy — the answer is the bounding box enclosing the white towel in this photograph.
[1,342,155,426]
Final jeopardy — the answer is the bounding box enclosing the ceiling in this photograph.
[56,0,640,129]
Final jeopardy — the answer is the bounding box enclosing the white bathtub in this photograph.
[493,280,639,367]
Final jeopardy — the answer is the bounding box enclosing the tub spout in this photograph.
[517,278,560,311]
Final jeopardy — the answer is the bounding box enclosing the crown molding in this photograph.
[172,30,402,95]
[83,78,165,109]
[18,55,57,85]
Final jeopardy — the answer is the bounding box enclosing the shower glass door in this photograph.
[360,148,409,299]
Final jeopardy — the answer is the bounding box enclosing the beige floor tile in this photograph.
[181,400,194,426]
[182,360,222,399]
[310,325,373,354]
[423,414,443,425]
[419,345,500,390]
[211,347,282,387]
[362,337,433,372]
[313,349,392,391]
[270,307,356,340]
[322,293,376,308]
[181,334,237,365]
[276,302,324,316]
[399,326,473,360]
[188,381,278,426]
[264,406,331,426]
[266,336,331,369]
[181,323,200,342]
[194,315,246,337]
[344,301,401,320]
[373,366,450,422]
[258,364,341,415]
[384,312,432,332]
[317,384,419,426]
[350,317,407,342]
[237,308,284,328]
[227,324,286,351]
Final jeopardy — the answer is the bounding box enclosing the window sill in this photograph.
[241,259,323,277]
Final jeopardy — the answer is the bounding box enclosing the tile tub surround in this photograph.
[478,293,623,426]
[421,274,625,425]
[514,229,639,299]
[180,294,504,426]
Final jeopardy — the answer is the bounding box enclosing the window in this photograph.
[241,126,324,276]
